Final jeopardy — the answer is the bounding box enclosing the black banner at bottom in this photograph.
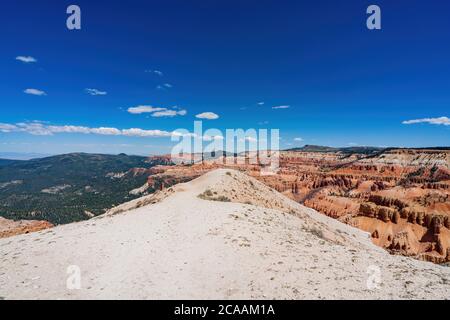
[1,300,447,319]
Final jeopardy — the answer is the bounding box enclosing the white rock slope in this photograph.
[0,169,449,300]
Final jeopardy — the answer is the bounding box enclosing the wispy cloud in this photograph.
[272,105,290,110]
[24,88,46,96]
[16,56,37,63]
[157,83,173,90]
[85,88,107,96]
[402,117,450,126]
[127,105,186,117]
[0,123,18,132]
[257,102,265,106]
[152,109,187,118]
[196,112,219,120]
[127,106,166,114]
[294,137,303,142]
[0,121,181,138]
[145,70,163,76]
[0,121,230,146]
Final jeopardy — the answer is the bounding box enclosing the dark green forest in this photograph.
[0,153,170,224]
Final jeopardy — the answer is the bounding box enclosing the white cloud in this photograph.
[0,124,17,133]
[24,88,46,96]
[90,127,122,135]
[121,128,173,137]
[0,121,177,138]
[257,102,265,106]
[145,70,163,76]
[272,105,290,110]
[128,105,186,117]
[294,137,303,142]
[152,109,187,118]
[127,106,166,114]
[85,88,107,96]
[16,56,37,63]
[156,83,173,90]
[196,112,219,120]
[402,117,450,126]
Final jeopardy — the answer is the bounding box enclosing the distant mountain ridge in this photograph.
[285,145,450,154]
[0,159,22,167]
[0,152,52,161]
[285,145,384,155]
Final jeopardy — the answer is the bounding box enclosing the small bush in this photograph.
[215,196,231,202]
[198,191,231,202]
[198,191,210,200]
[309,227,324,239]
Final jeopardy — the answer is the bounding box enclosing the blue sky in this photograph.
[1,0,449,156]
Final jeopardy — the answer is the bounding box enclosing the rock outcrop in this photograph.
[0,217,53,238]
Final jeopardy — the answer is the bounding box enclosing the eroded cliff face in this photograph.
[0,217,53,238]
[144,149,450,263]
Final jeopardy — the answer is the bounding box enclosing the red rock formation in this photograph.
[0,217,53,239]
[141,148,450,263]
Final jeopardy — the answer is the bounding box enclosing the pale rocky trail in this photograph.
[0,169,449,299]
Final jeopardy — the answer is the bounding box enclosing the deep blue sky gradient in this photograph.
[1,0,449,155]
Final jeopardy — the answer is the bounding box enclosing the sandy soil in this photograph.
[0,169,449,300]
